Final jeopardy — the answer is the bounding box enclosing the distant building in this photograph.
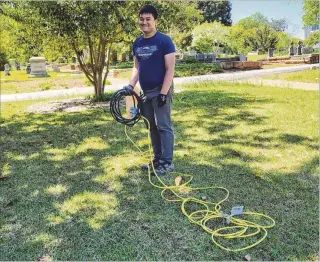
[304,24,319,39]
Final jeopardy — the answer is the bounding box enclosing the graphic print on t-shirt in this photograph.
[136,45,158,60]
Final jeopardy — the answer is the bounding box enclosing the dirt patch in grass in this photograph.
[27,98,110,114]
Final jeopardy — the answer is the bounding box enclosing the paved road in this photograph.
[1,64,318,102]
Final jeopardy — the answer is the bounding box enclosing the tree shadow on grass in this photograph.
[0,88,318,260]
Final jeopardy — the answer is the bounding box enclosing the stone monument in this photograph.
[289,42,294,56]
[268,48,274,57]
[239,54,247,61]
[26,63,31,74]
[302,47,314,54]
[297,41,302,55]
[52,64,60,72]
[4,64,10,76]
[29,57,49,77]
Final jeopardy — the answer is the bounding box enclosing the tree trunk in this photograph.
[111,51,117,65]
[121,53,126,62]
[129,45,133,61]
[102,47,111,94]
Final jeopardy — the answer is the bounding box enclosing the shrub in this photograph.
[86,92,113,102]
[57,57,67,64]
[38,82,53,91]
[183,56,197,64]
[109,61,134,69]
[175,63,222,77]
[0,52,8,71]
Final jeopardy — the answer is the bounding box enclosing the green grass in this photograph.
[0,75,113,95]
[116,64,222,80]
[0,70,84,82]
[115,69,131,79]
[263,69,319,83]
[247,54,267,61]
[0,82,318,260]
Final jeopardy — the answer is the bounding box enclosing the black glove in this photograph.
[123,84,134,95]
[157,93,167,107]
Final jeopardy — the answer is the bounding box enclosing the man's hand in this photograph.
[123,84,134,95]
[157,94,167,107]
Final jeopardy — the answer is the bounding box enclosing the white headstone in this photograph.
[239,54,247,61]
[52,64,60,72]
[4,64,10,76]
[29,57,49,77]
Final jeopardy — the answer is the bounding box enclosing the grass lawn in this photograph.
[263,69,319,83]
[1,82,318,260]
[115,69,131,80]
[261,64,300,70]
[0,70,85,82]
[1,71,113,94]
[247,54,267,61]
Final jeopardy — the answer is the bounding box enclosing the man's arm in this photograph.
[161,53,175,95]
[129,56,139,88]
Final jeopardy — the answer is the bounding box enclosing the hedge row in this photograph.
[174,63,222,77]
[109,62,222,76]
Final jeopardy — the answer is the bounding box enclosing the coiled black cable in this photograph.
[109,88,143,127]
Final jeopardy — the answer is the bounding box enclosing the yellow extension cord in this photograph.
[124,116,275,252]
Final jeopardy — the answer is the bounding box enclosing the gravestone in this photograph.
[204,54,214,62]
[196,53,205,62]
[289,42,294,56]
[26,63,31,74]
[302,47,314,54]
[297,41,302,55]
[268,48,274,57]
[52,64,60,72]
[71,57,77,64]
[239,54,247,61]
[4,64,10,76]
[29,57,49,77]
[16,63,21,70]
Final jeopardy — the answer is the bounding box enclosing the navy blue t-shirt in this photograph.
[132,31,176,92]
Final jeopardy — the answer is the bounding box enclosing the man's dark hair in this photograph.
[139,5,158,20]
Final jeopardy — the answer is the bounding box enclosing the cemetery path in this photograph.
[1,64,318,102]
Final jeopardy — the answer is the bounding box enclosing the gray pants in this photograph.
[142,84,174,163]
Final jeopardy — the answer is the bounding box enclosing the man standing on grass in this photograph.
[123,4,176,175]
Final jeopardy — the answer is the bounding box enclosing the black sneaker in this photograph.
[153,160,175,176]
[141,159,160,171]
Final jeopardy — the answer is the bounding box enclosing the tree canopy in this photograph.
[1,1,201,98]
[305,31,320,47]
[191,22,230,53]
[196,0,232,26]
[302,0,319,27]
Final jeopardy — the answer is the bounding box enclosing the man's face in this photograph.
[139,13,158,34]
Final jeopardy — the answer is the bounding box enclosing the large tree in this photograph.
[0,13,45,62]
[302,0,319,27]
[1,1,200,99]
[305,31,320,47]
[227,24,254,54]
[196,0,232,26]
[246,24,279,51]
[191,21,230,53]
[237,12,270,29]
[270,18,288,32]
